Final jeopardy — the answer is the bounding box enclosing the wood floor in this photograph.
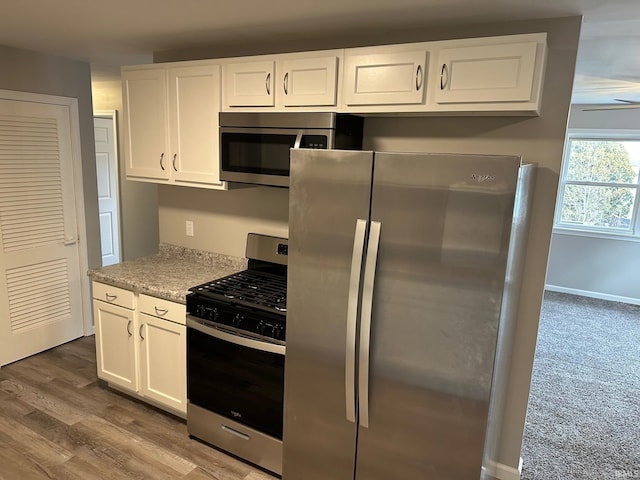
[0,336,276,480]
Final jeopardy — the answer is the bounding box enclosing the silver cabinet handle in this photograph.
[283,72,289,95]
[139,324,145,340]
[440,63,448,90]
[265,72,271,95]
[345,219,367,424]
[416,64,423,91]
[359,220,381,428]
[126,320,132,337]
[159,152,165,170]
[154,306,168,316]
[105,293,117,302]
[172,154,177,171]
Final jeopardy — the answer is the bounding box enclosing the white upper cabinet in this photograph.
[427,33,547,114]
[224,60,275,107]
[279,56,338,107]
[222,51,342,110]
[122,61,227,189]
[168,64,224,187]
[342,49,427,107]
[122,68,170,181]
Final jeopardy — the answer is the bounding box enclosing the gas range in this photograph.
[186,233,288,475]
[186,234,288,344]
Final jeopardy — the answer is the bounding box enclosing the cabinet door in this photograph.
[343,50,426,106]
[122,68,170,180]
[93,299,138,391]
[224,60,275,107]
[434,41,538,104]
[279,56,338,107]
[139,313,186,414]
[168,64,225,188]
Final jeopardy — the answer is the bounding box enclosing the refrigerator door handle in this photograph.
[358,220,381,428]
[345,218,367,423]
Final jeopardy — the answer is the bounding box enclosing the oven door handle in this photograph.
[187,316,286,356]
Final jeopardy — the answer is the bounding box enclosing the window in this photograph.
[555,130,640,237]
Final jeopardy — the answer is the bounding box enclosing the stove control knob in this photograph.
[272,325,283,340]
[257,320,265,335]
[232,314,243,328]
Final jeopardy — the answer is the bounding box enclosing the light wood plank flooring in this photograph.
[0,336,277,480]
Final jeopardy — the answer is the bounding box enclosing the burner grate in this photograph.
[191,270,287,313]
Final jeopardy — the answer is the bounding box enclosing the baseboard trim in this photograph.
[483,457,522,480]
[545,285,640,306]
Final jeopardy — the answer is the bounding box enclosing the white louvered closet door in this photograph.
[0,98,83,366]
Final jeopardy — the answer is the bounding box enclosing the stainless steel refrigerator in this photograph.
[283,149,534,480]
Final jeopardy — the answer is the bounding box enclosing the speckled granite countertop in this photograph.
[88,244,247,304]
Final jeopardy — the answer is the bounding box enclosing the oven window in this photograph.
[221,132,329,176]
[187,327,285,439]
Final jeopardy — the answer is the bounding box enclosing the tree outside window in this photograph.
[557,135,640,234]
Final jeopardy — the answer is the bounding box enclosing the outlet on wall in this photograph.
[186,220,194,237]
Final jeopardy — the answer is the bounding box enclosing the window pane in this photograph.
[566,140,639,184]
[560,185,636,230]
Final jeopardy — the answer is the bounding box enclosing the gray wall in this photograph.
[546,105,640,304]
[91,67,160,261]
[0,44,101,269]
[155,15,581,473]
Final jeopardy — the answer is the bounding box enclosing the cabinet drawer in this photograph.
[139,294,186,325]
[92,282,135,310]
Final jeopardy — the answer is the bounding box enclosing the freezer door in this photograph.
[355,152,521,480]
[283,149,374,480]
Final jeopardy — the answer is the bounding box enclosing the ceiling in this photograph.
[2,0,640,105]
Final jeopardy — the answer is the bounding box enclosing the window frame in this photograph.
[554,128,640,240]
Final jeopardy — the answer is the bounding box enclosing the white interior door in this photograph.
[94,115,121,266]
[0,97,84,366]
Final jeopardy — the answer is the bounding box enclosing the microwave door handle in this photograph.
[358,220,381,429]
[346,219,367,424]
[293,130,303,149]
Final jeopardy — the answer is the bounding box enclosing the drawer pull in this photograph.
[154,307,169,316]
[222,425,250,441]
[105,293,117,302]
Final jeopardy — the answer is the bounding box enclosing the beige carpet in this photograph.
[520,291,640,480]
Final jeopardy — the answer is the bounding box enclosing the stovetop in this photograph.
[189,268,287,314]
[186,266,287,343]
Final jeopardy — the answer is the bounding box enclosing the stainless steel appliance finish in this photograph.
[186,234,288,475]
[283,149,534,480]
[219,112,364,187]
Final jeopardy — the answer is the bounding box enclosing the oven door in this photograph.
[186,316,285,439]
[220,127,333,187]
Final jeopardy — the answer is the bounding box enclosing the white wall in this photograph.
[546,106,640,305]
[158,184,289,257]
[91,65,161,261]
[155,15,582,475]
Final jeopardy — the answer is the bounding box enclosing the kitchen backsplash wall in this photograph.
[158,184,289,258]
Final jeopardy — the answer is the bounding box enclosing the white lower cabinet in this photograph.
[138,295,187,415]
[93,282,186,417]
[93,287,138,392]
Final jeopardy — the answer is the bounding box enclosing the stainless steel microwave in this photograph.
[219,112,364,187]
